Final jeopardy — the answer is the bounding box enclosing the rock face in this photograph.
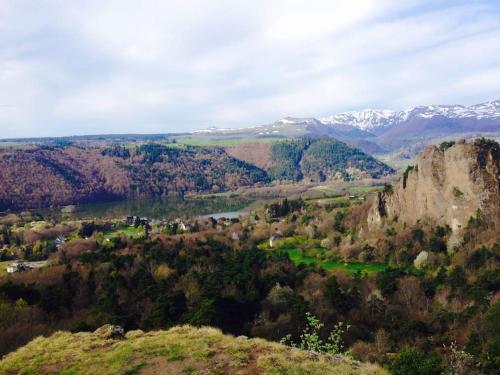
[368,140,499,232]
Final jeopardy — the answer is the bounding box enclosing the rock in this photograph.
[93,324,125,339]
[236,335,248,340]
[368,141,499,232]
[414,251,429,269]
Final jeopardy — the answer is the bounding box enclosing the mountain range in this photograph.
[194,101,500,155]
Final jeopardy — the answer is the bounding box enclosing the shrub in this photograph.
[439,141,456,151]
[429,236,447,253]
[383,183,393,194]
[280,312,349,354]
[452,187,464,198]
[390,347,443,375]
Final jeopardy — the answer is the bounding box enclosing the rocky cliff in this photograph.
[368,139,499,233]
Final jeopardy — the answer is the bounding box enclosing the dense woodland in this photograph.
[0,139,394,211]
[0,144,269,210]
[267,137,394,182]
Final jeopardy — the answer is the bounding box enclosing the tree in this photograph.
[325,276,348,313]
[333,210,346,233]
[376,267,403,296]
[391,347,443,375]
[79,222,96,238]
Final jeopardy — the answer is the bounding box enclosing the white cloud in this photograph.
[0,0,499,137]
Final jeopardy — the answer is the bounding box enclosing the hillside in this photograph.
[0,144,269,211]
[0,325,387,375]
[267,137,394,182]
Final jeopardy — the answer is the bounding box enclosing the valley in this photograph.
[0,139,498,375]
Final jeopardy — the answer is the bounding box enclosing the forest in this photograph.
[267,137,394,182]
[0,189,498,374]
[0,144,269,211]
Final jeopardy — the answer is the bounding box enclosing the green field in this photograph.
[104,225,144,239]
[173,137,280,147]
[260,240,387,274]
[347,185,384,194]
[276,248,386,274]
[258,236,322,250]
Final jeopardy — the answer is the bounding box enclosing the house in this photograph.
[6,262,31,273]
[125,215,149,227]
[179,221,192,232]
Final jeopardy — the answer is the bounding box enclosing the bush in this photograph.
[429,236,447,253]
[439,141,456,151]
[280,312,349,354]
[390,347,443,375]
[383,183,393,194]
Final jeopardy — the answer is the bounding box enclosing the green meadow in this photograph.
[260,237,387,274]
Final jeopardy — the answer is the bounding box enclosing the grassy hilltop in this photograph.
[0,325,386,375]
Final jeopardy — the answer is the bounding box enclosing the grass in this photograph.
[258,236,323,251]
[0,260,12,274]
[275,248,387,274]
[259,237,387,274]
[0,326,387,375]
[347,185,384,194]
[103,226,144,240]
[173,136,280,147]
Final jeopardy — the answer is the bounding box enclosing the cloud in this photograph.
[0,0,499,137]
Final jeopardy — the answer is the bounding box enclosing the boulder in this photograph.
[93,324,125,339]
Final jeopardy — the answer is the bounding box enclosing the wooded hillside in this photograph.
[267,137,394,182]
[0,144,269,210]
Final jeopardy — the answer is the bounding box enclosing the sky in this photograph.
[1,0,500,138]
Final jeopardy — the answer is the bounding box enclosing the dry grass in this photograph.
[0,325,387,375]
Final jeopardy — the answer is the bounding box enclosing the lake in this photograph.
[36,196,256,221]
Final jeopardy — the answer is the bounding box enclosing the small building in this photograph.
[6,262,31,273]
[125,215,149,227]
[179,222,191,232]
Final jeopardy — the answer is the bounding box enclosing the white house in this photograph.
[6,262,31,273]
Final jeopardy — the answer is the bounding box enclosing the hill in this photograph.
[266,137,394,182]
[0,144,269,211]
[0,325,387,375]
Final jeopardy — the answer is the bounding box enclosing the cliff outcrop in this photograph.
[368,139,499,233]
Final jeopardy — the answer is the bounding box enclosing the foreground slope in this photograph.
[0,325,386,375]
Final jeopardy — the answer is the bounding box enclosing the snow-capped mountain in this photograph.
[191,101,499,154]
[320,109,404,131]
[320,101,500,131]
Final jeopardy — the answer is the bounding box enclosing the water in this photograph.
[36,196,254,221]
